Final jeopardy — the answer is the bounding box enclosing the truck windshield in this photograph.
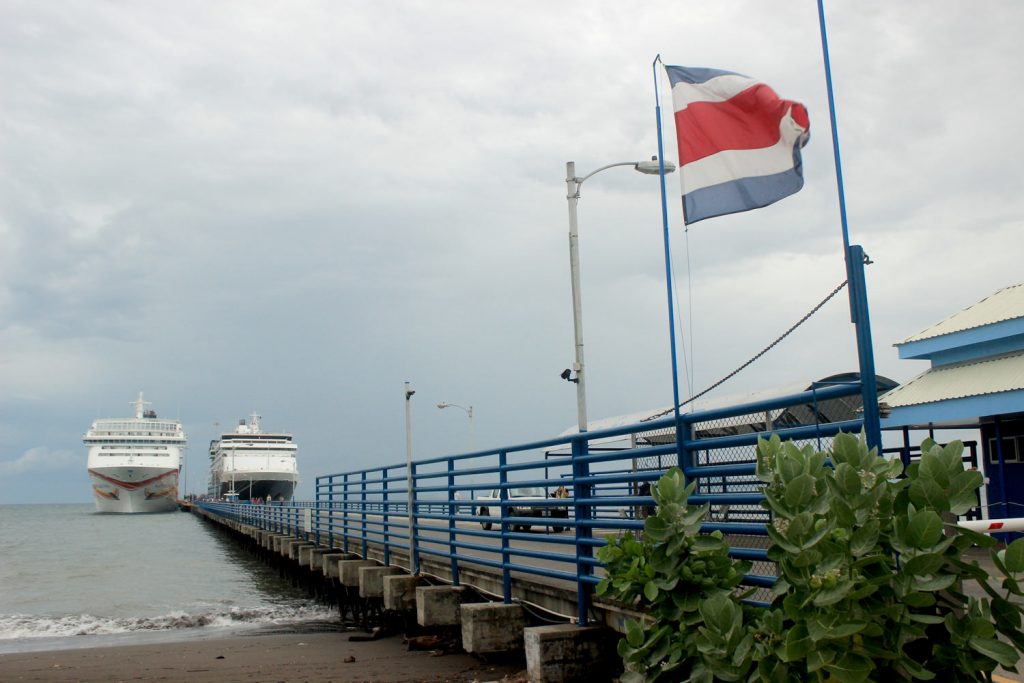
[510,487,545,498]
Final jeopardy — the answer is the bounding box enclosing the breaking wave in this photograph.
[0,604,335,641]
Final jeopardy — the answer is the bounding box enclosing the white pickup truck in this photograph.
[476,486,569,532]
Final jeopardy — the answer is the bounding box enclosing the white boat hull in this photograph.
[214,474,296,502]
[89,466,180,513]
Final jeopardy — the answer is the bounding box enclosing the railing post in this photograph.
[499,450,511,603]
[314,476,322,546]
[410,461,420,574]
[447,457,459,586]
[325,476,334,547]
[342,473,350,553]
[361,471,368,559]
[382,467,391,566]
[848,244,882,451]
[572,436,593,625]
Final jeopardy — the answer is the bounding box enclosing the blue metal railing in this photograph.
[197,381,865,624]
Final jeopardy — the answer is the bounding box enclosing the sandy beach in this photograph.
[0,630,528,683]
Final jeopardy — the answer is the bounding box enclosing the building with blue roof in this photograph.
[882,282,1024,521]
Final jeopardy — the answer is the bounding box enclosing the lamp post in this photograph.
[404,382,416,557]
[565,158,676,433]
[437,402,475,451]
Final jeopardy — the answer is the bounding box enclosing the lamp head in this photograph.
[634,157,676,175]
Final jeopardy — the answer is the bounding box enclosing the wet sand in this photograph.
[0,630,527,683]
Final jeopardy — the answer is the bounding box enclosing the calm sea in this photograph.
[0,504,332,654]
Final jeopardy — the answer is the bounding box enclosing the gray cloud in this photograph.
[1,1,1021,503]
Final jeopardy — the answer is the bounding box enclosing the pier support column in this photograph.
[289,542,316,561]
[461,603,526,654]
[358,566,404,599]
[321,553,357,579]
[416,586,467,627]
[524,625,621,683]
[280,538,304,558]
[306,548,332,571]
[339,559,377,587]
[383,575,423,612]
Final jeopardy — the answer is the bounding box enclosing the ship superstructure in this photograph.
[84,393,185,513]
[208,413,299,502]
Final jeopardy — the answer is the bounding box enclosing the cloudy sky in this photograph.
[2,1,1021,504]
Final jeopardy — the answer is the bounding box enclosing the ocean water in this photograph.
[0,504,333,654]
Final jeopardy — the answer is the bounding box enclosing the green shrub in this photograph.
[596,468,757,682]
[597,433,1024,682]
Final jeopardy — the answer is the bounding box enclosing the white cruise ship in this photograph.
[84,393,186,513]
[208,413,299,502]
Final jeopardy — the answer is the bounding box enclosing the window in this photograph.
[988,435,1022,464]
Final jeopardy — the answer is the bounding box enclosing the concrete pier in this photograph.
[339,559,377,587]
[320,553,355,578]
[461,603,526,654]
[525,624,621,683]
[416,586,468,627]
[190,505,632,683]
[383,575,422,611]
[358,566,404,599]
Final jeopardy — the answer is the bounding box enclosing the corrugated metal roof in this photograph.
[900,282,1024,344]
[559,373,897,437]
[881,351,1024,408]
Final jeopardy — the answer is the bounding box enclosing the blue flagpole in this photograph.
[816,0,882,451]
[816,0,852,278]
[652,55,685,467]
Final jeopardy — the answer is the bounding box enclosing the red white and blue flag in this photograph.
[665,66,810,224]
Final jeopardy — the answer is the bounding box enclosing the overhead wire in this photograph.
[645,278,849,422]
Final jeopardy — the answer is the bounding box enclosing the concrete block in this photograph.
[307,548,331,570]
[416,586,467,627]
[320,553,356,578]
[298,545,319,567]
[461,603,526,654]
[359,566,404,598]
[289,542,315,561]
[524,625,621,683]
[275,535,297,554]
[384,575,423,611]
[339,559,377,586]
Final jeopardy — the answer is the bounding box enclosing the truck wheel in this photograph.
[479,508,492,530]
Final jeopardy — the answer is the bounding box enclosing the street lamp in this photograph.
[437,402,475,451]
[564,157,676,433]
[404,382,416,555]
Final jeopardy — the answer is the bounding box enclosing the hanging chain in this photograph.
[644,279,849,421]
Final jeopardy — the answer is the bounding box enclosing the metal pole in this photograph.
[404,382,417,571]
[566,161,589,433]
[468,406,476,451]
[651,56,685,467]
[817,3,882,451]
[848,245,883,450]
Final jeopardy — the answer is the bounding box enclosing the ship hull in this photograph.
[214,474,296,502]
[89,466,180,514]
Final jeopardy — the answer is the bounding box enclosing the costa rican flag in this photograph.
[665,66,810,224]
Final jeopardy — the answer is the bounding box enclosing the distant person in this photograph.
[553,485,569,499]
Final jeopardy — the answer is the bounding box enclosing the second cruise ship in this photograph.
[208,413,299,502]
